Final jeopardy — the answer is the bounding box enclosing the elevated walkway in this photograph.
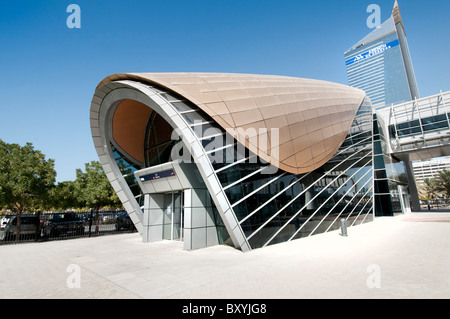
[376,91,450,162]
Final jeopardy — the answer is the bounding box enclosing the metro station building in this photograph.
[90,73,376,252]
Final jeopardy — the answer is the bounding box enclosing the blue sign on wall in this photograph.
[346,39,399,66]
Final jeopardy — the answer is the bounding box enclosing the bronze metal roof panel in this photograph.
[98,73,367,175]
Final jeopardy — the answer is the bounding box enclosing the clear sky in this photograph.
[1,0,449,182]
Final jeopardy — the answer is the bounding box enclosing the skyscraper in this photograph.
[344,1,419,108]
[345,1,422,213]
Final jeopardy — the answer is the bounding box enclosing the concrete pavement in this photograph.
[0,212,449,299]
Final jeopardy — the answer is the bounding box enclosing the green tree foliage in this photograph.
[434,169,450,198]
[49,161,122,212]
[74,161,121,211]
[0,138,122,224]
[419,178,438,200]
[74,161,121,234]
[419,170,450,200]
[50,180,79,210]
[0,139,56,238]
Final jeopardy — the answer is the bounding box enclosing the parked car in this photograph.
[44,212,84,238]
[0,215,43,241]
[115,211,135,231]
[82,213,95,225]
[0,214,12,229]
[100,212,116,224]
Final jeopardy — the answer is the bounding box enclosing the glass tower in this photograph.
[344,1,419,108]
[345,1,422,213]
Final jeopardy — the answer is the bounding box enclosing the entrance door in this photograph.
[163,192,184,241]
[398,185,411,214]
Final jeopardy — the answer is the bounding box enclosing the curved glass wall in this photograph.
[211,97,374,249]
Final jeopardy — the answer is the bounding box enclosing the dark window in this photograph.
[144,112,178,168]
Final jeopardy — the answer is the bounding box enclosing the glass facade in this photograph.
[389,114,450,139]
[144,112,178,168]
[344,11,419,108]
[345,2,421,215]
[111,145,144,207]
[372,91,450,213]
[210,98,374,249]
[373,108,412,215]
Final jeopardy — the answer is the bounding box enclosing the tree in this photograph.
[50,180,80,211]
[0,139,56,239]
[419,178,438,200]
[74,161,121,233]
[434,169,450,198]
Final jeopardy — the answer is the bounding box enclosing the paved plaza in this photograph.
[0,212,449,299]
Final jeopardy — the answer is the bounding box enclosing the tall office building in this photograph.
[345,1,422,212]
[344,1,419,108]
[413,157,450,187]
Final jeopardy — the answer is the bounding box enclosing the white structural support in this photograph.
[90,80,251,251]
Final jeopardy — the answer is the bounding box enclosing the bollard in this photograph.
[88,210,93,238]
[35,211,42,242]
[341,218,348,237]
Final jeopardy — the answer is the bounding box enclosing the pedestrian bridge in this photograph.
[376,91,450,162]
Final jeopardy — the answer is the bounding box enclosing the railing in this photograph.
[376,91,450,154]
[0,210,137,245]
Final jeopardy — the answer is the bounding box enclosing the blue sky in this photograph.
[1,0,449,182]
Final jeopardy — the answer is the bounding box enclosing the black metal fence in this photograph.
[0,210,137,245]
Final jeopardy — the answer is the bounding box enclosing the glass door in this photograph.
[163,192,184,241]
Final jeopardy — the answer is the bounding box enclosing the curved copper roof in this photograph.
[97,73,366,175]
